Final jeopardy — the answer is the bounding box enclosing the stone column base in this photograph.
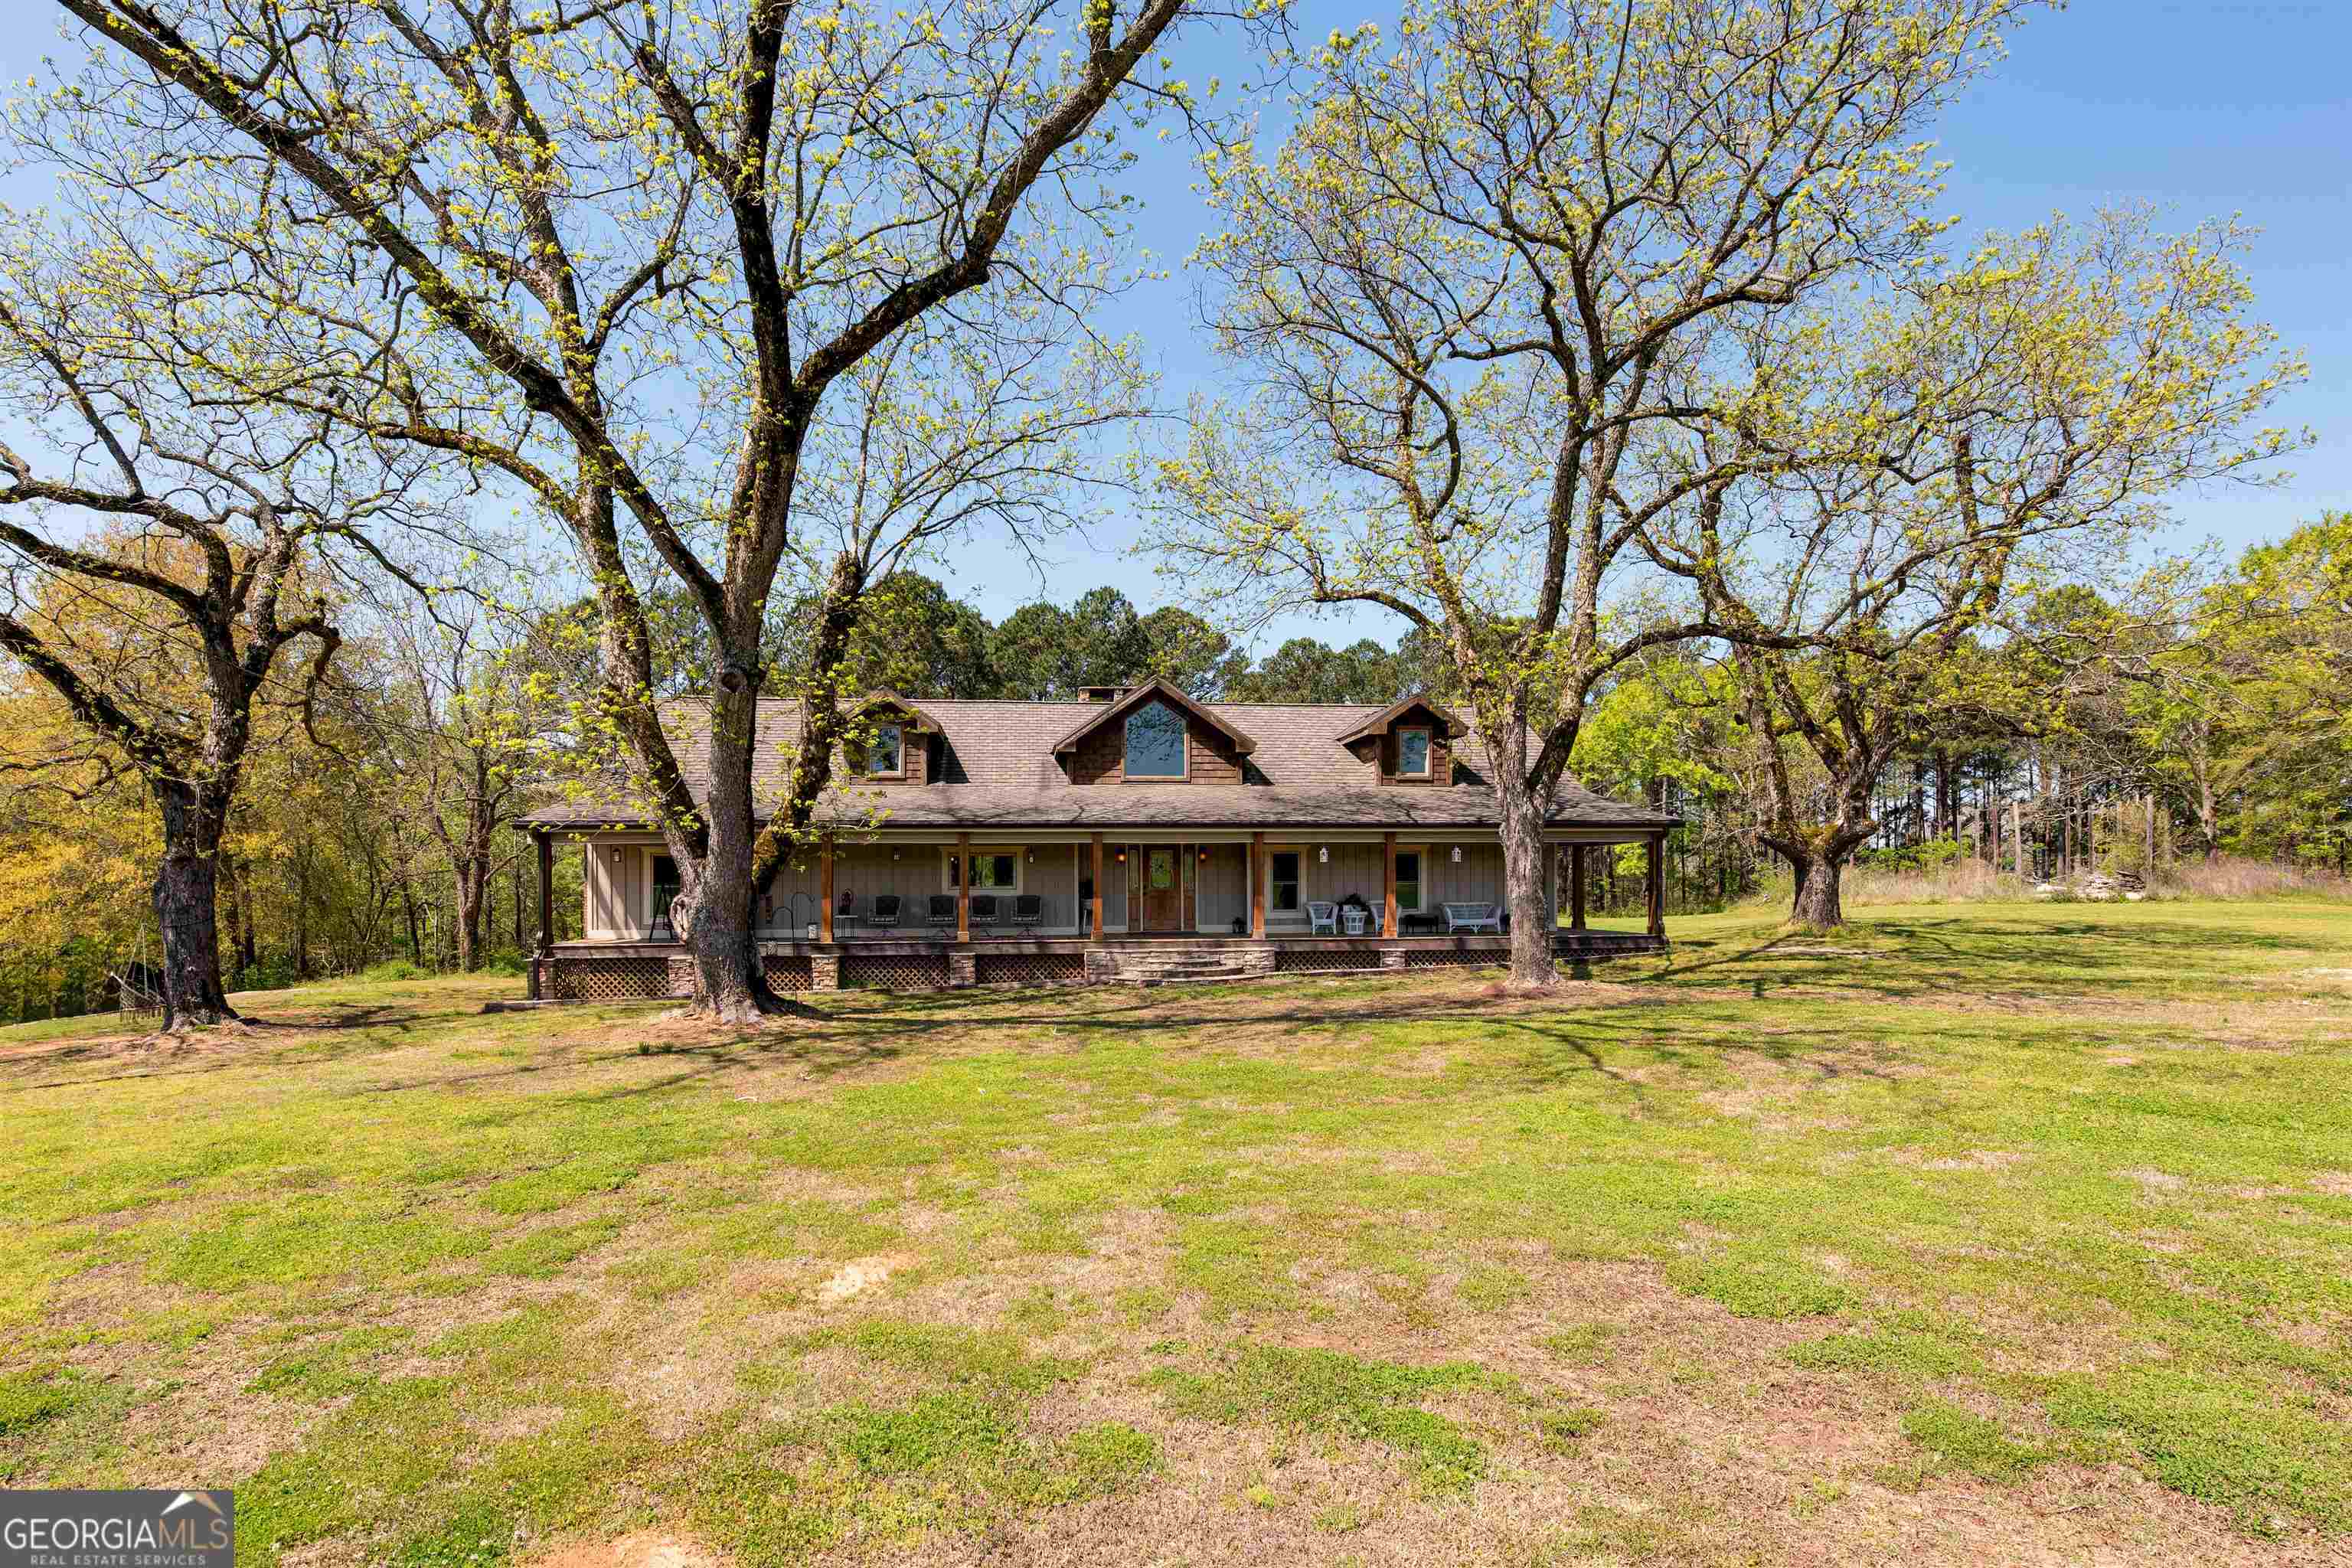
[948,951,978,988]
[665,956,696,998]
[811,952,841,991]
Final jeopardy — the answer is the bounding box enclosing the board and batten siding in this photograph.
[1194,843,1249,933]
[1265,841,1510,927]
[818,842,1094,933]
[573,833,1526,940]
[581,838,651,939]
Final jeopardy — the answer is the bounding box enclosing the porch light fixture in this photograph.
[1318,845,1328,864]
[1027,849,1036,864]
[891,846,901,861]
[1197,847,1208,863]
[1450,844,1462,864]
[1116,848,1126,864]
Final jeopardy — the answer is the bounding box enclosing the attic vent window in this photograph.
[1123,702,1187,778]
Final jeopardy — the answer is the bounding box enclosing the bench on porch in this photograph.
[1442,902,1503,935]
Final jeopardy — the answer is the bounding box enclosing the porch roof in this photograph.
[521,779,1676,834]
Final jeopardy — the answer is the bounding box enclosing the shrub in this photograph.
[356,959,433,983]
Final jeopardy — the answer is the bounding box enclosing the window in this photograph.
[1396,727,1432,777]
[1395,851,1423,911]
[1270,851,1301,912]
[1123,701,1188,778]
[861,721,904,776]
[947,851,1019,890]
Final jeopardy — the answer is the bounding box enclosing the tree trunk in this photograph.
[453,858,485,972]
[239,873,258,974]
[152,778,237,1030]
[668,676,772,1021]
[1785,850,1847,930]
[293,846,314,978]
[220,853,246,987]
[1494,761,1559,988]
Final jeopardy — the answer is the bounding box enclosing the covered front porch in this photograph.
[524,827,1668,997]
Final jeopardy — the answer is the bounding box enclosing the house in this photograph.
[518,681,1677,996]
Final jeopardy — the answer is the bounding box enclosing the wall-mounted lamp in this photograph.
[1027,849,1036,864]
[1115,848,1127,864]
[1450,844,1462,864]
[890,846,901,861]
[1197,847,1209,863]
[1318,845,1329,864]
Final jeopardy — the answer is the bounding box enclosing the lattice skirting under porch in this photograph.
[547,956,672,1001]
[975,952,1087,988]
[763,955,814,992]
[841,952,952,991]
[1404,948,1503,968]
[1274,947,1387,973]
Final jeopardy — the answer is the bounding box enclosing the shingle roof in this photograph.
[1331,693,1469,744]
[521,697,1675,832]
[1047,678,1259,756]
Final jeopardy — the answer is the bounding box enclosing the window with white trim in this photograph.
[1123,702,1188,778]
[867,721,903,776]
[946,850,1020,890]
[1396,727,1432,777]
[1269,851,1301,912]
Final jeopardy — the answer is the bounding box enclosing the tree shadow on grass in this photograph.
[1646,912,2334,1004]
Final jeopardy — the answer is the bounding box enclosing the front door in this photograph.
[1143,847,1184,931]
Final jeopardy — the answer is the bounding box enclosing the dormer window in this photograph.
[1396,726,1432,777]
[863,721,903,778]
[1123,702,1188,779]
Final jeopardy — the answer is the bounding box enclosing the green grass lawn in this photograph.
[2,901,2347,1566]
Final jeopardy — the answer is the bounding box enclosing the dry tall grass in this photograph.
[2164,856,2352,901]
[1741,854,2351,910]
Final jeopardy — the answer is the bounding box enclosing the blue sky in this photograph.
[5,2,2345,654]
[1057,0,2352,648]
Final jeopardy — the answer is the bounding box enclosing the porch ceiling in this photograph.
[525,782,1675,835]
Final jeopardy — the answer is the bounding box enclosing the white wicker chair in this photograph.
[1306,900,1340,936]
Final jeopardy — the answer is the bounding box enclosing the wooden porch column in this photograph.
[1090,833,1105,939]
[1250,831,1266,939]
[1383,831,1398,937]
[1570,843,1588,932]
[956,831,971,941]
[819,835,835,943]
[1645,833,1666,938]
[534,830,553,954]
[528,830,552,1000]
[1543,841,1557,931]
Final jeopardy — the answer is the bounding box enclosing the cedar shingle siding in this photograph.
[1067,710,1245,785]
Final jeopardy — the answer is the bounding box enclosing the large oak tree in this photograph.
[40,0,1259,1018]
[1153,0,2029,984]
